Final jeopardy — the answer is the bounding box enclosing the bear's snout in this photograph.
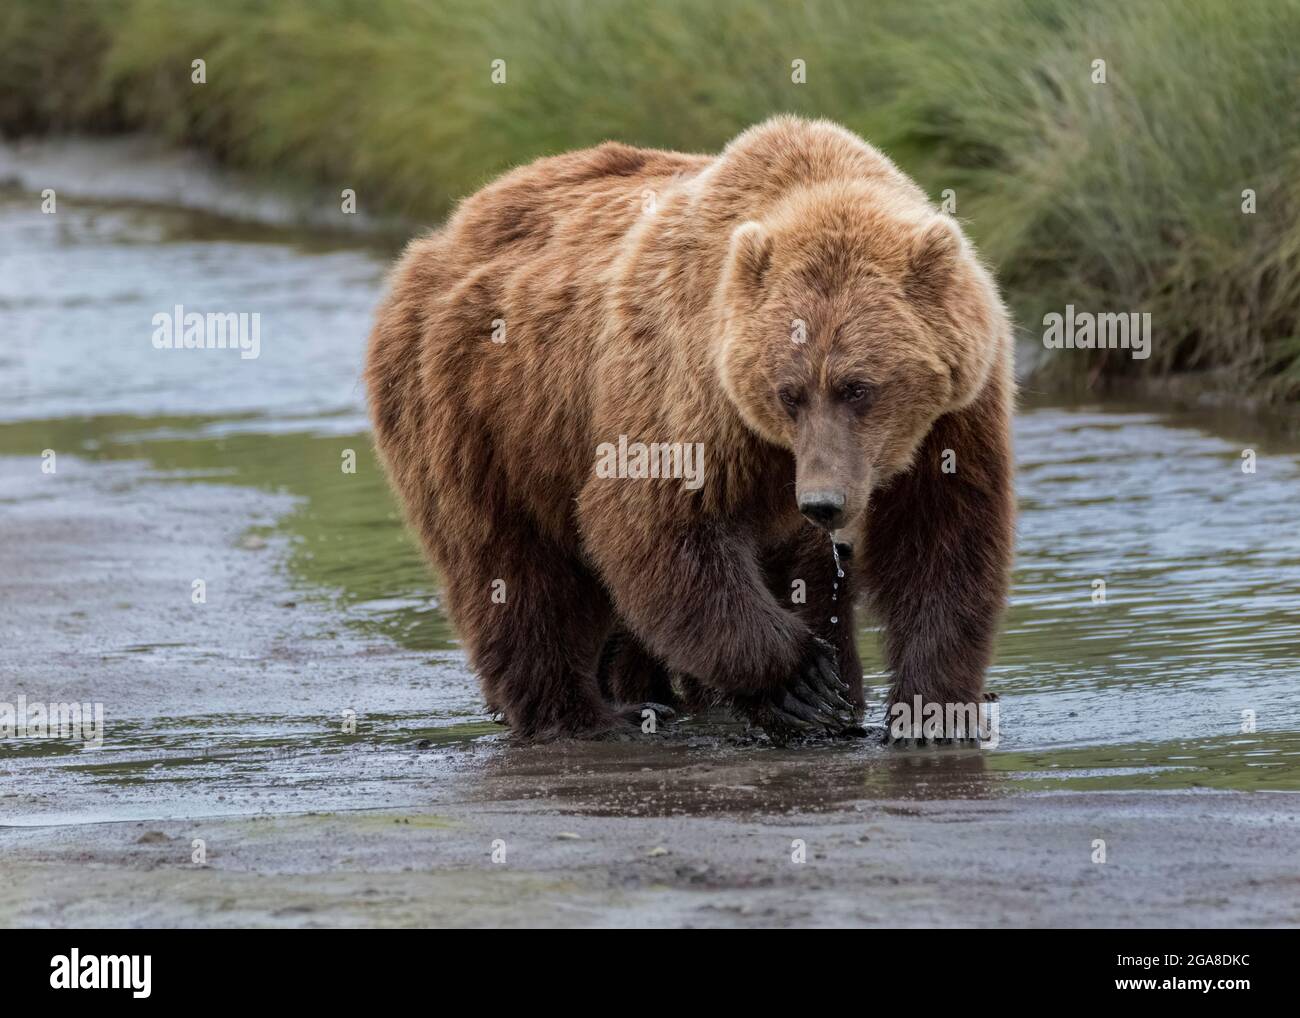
[797,489,846,530]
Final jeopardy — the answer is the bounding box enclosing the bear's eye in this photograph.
[839,381,875,406]
[778,387,802,415]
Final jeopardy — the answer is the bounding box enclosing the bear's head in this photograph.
[715,179,1004,531]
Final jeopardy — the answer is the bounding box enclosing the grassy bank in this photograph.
[3,0,1298,400]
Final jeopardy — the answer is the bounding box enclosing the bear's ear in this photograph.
[905,217,961,297]
[725,221,773,301]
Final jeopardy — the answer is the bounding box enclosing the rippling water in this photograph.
[2,187,1298,825]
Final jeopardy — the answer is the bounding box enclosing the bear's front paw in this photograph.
[881,713,983,749]
[736,637,862,744]
[883,732,982,749]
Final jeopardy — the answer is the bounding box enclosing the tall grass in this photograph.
[3,0,1298,399]
[893,0,1300,394]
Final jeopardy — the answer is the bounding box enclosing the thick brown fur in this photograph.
[365,116,1014,740]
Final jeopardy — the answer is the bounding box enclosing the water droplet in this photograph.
[829,536,844,628]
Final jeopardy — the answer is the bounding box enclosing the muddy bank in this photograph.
[0,447,482,827]
[6,790,1298,928]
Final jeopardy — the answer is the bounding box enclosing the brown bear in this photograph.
[365,116,1014,741]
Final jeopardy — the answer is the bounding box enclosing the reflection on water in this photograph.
[2,188,1299,826]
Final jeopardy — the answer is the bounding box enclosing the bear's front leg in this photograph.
[578,487,857,739]
[763,525,866,711]
[862,371,1014,741]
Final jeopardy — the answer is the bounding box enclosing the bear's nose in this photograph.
[798,490,845,529]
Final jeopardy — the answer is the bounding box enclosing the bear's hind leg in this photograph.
[443,530,623,741]
[597,626,678,708]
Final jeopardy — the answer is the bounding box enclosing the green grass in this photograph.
[3,0,1298,400]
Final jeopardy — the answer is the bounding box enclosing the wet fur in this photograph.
[365,116,1014,739]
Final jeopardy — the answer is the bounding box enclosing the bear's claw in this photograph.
[800,640,857,715]
[739,637,862,743]
[884,734,983,749]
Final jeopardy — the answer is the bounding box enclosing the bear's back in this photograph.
[444,142,712,267]
[367,141,715,543]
